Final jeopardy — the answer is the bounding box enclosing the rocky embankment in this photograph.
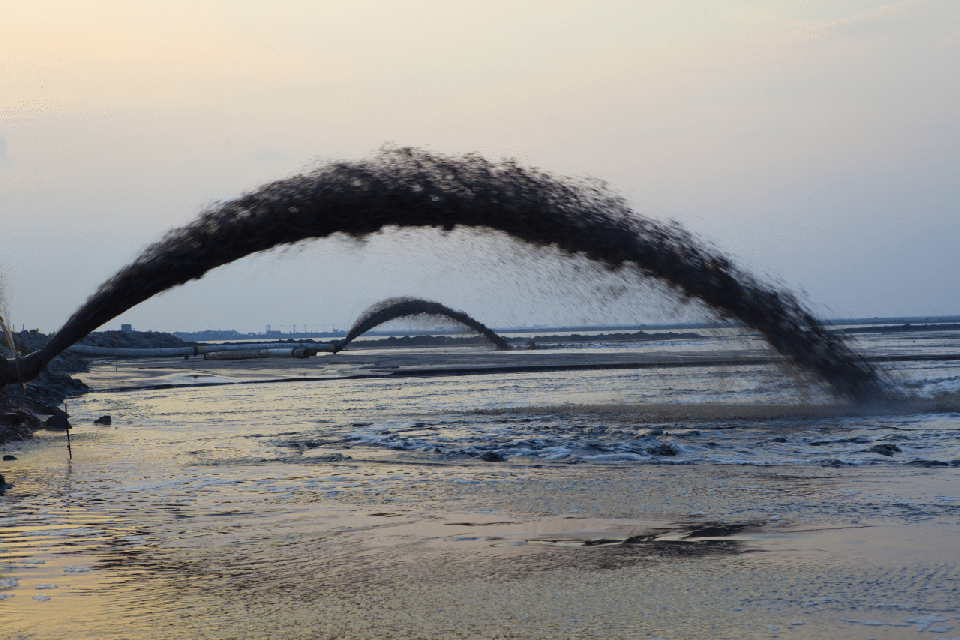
[0,330,187,444]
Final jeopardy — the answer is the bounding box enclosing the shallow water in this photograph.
[70,331,960,468]
[1,331,958,638]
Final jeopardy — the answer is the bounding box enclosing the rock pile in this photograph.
[0,329,185,444]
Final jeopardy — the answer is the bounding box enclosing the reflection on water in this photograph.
[2,334,959,638]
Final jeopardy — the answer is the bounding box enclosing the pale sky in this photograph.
[2,1,958,334]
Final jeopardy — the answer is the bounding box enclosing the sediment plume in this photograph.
[0,310,20,386]
[1,147,893,402]
[334,297,510,353]
[0,314,13,359]
[0,275,17,360]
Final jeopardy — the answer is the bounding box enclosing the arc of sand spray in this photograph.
[334,297,510,353]
[0,147,893,403]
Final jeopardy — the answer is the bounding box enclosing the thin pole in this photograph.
[63,401,72,460]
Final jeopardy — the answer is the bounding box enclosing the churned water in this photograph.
[68,329,960,469]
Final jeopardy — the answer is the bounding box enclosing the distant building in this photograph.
[121,324,133,332]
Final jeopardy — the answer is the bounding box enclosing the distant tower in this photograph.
[121,324,133,332]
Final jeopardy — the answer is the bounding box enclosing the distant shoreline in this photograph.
[171,315,960,342]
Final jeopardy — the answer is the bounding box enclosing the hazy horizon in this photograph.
[9,312,957,339]
[3,1,958,334]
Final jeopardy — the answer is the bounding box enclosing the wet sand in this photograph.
[76,347,783,391]
[140,461,958,639]
[80,349,960,417]
[2,440,957,639]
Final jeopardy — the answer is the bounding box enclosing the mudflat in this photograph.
[76,346,792,388]
[2,346,958,639]
[2,437,957,639]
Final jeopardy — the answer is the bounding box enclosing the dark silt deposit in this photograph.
[0,147,893,402]
[512,330,703,346]
[76,329,188,350]
[333,297,510,353]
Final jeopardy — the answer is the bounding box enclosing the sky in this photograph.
[1,0,958,334]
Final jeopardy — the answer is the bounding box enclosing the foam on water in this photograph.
[318,408,960,468]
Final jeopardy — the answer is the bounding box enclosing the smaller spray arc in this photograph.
[333,298,510,353]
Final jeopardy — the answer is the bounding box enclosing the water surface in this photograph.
[1,332,958,638]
